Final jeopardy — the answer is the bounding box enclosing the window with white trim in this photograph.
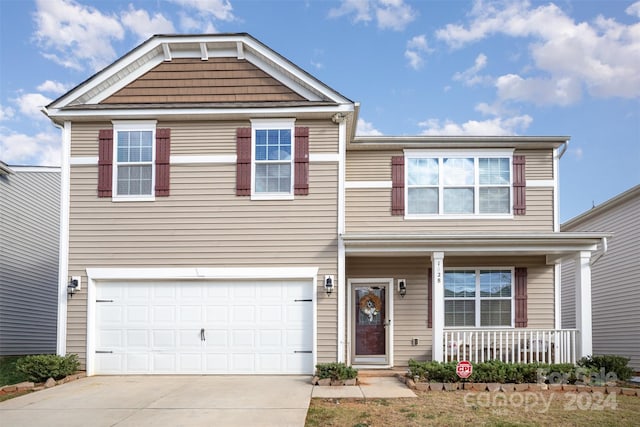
[444,268,514,328]
[406,152,512,216]
[113,122,155,198]
[251,119,294,199]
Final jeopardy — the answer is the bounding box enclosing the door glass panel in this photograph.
[354,287,386,356]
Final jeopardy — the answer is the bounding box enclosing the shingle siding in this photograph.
[0,168,60,355]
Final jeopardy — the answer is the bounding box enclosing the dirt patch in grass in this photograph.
[306,391,640,426]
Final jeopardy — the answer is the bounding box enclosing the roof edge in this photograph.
[561,184,640,230]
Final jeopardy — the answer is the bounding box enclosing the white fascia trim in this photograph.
[46,104,354,121]
[71,153,337,166]
[171,155,237,164]
[337,119,346,363]
[527,180,555,187]
[85,267,319,281]
[70,157,98,166]
[56,121,71,356]
[345,181,392,189]
[10,166,61,173]
[404,148,514,157]
[309,153,339,162]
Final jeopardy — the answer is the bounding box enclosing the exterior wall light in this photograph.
[68,276,81,297]
[324,275,334,296]
[397,279,407,298]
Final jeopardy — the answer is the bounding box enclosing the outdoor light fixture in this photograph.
[324,275,334,296]
[397,279,407,298]
[67,276,81,297]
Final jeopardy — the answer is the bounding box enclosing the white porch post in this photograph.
[575,251,593,358]
[432,252,444,362]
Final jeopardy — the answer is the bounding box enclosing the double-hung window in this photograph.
[113,121,156,199]
[406,151,512,216]
[444,268,514,328]
[251,119,294,199]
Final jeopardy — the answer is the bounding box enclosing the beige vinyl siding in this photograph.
[346,187,553,233]
[524,150,554,180]
[346,255,554,366]
[561,189,640,371]
[66,120,339,367]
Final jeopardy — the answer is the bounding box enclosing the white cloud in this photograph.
[121,6,176,41]
[0,105,15,121]
[453,53,490,86]
[626,1,640,19]
[568,146,584,160]
[37,80,70,95]
[13,93,53,120]
[169,0,235,22]
[356,118,383,136]
[418,114,532,136]
[405,35,432,70]
[435,0,640,103]
[34,0,125,72]
[495,74,582,106]
[329,0,415,31]
[0,130,61,166]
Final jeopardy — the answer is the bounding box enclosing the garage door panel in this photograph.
[95,279,313,374]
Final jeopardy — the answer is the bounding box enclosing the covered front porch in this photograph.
[342,233,608,366]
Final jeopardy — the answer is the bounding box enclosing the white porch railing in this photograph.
[443,329,578,364]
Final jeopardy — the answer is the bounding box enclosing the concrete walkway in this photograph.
[312,376,416,399]
[0,375,312,427]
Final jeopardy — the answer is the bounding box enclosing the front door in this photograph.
[351,281,391,365]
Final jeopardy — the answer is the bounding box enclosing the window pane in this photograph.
[407,158,438,185]
[479,158,510,185]
[443,188,474,213]
[445,300,475,327]
[408,188,438,214]
[479,187,510,214]
[117,131,152,163]
[117,165,152,196]
[480,300,511,327]
[444,271,476,297]
[443,158,474,185]
[255,163,290,193]
[480,270,512,297]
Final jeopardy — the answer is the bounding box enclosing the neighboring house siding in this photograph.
[346,256,554,366]
[561,187,640,371]
[345,149,555,233]
[66,120,340,366]
[0,169,60,355]
[101,58,306,104]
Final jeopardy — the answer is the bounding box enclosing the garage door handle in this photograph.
[200,328,206,341]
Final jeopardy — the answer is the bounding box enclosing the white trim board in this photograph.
[70,153,340,166]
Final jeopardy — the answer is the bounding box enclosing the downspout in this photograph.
[558,140,569,159]
[590,237,608,266]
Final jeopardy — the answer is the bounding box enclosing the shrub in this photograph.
[15,354,79,383]
[577,355,633,382]
[315,362,358,380]
[407,360,457,382]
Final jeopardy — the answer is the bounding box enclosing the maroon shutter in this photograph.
[428,268,433,328]
[513,155,526,215]
[391,156,404,215]
[514,267,528,327]
[98,129,113,198]
[155,128,170,197]
[236,127,251,196]
[294,127,309,195]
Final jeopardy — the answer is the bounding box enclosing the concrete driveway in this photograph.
[0,375,313,427]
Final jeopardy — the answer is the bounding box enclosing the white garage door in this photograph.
[94,280,313,374]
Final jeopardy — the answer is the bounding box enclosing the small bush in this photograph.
[315,362,358,380]
[408,360,457,382]
[577,354,633,382]
[15,354,79,383]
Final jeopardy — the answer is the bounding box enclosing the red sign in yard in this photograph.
[456,360,473,379]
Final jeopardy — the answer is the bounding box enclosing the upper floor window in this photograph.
[406,151,512,217]
[113,122,156,199]
[251,119,295,199]
[444,268,514,328]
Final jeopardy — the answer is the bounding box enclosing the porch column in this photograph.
[431,252,444,362]
[575,251,593,358]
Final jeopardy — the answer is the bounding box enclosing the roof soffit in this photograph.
[46,34,352,113]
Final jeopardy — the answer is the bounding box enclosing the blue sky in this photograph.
[0,0,638,222]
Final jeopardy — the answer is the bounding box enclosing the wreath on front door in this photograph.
[359,292,382,322]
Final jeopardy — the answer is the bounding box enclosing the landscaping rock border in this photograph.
[311,376,358,386]
[0,373,86,397]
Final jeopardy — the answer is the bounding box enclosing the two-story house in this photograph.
[44,33,607,376]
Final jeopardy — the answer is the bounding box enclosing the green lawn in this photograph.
[0,356,29,387]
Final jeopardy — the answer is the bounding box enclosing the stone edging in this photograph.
[0,372,87,396]
[311,376,358,386]
[400,376,640,396]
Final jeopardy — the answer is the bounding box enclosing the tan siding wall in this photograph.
[524,150,554,180]
[346,187,553,233]
[347,256,554,366]
[561,192,640,371]
[67,120,339,366]
[101,58,306,104]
